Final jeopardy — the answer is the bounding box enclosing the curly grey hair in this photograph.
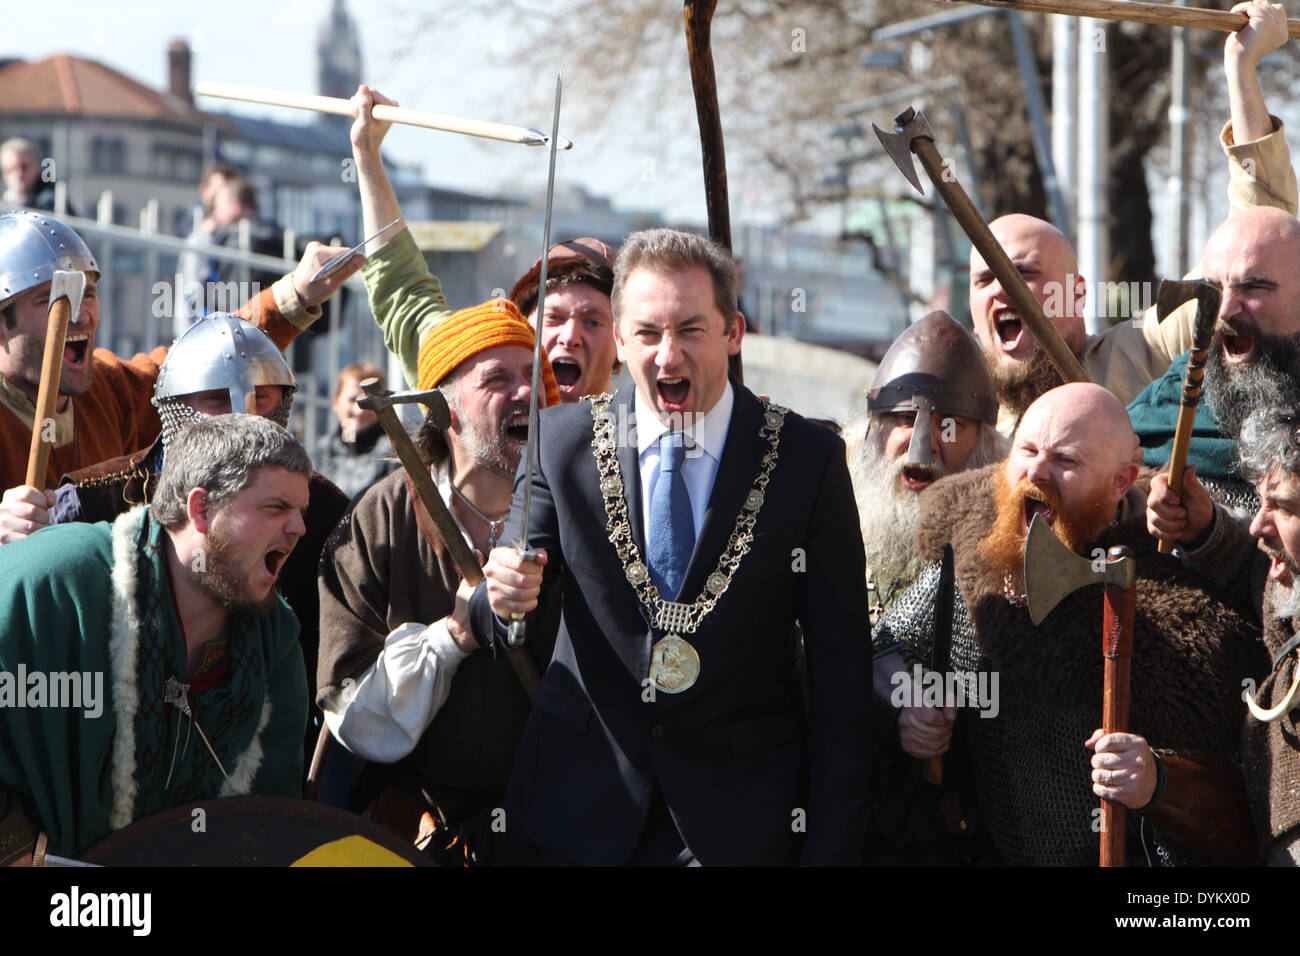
[1238,405,1300,486]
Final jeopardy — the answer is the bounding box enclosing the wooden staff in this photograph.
[936,0,1300,39]
[195,81,573,150]
[685,0,743,383]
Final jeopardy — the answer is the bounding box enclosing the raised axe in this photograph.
[930,0,1300,40]
[1152,279,1221,555]
[1024,513,1135,867]
[356,378,539,698]
[25,269,86,489]
[874,108,1089,387]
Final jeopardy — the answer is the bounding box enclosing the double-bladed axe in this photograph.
[1024,513,1135,867]
[874,108,1089,387]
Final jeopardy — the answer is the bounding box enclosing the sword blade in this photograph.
[509,71,563,648]
[309,217,403,283]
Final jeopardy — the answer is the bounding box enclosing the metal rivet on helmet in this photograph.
[0,211,100,301]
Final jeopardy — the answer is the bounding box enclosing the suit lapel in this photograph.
[679,383,763,602]
[614,385,647,559]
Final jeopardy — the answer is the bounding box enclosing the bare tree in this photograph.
[417,1,1296,296]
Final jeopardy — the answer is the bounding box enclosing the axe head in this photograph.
[1023,514,1135,625]
[1155,278,1221,340]
[357,377,451,431]
[872,107,933,196]
[48,269,87,324]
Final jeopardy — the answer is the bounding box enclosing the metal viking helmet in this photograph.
[153,313,296,446]
[0,210,100,306]
[868,310,998,467]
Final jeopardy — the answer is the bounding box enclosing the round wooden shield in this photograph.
[79,796,431,867]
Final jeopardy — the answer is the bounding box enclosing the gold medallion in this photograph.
[649,635,701,694]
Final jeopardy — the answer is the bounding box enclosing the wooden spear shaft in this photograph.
[939,0,1300,39]
[195,81,572,149]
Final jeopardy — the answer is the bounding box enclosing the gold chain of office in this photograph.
[588,393,787,637]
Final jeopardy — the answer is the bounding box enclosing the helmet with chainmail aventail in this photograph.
[153,313,296,446]
[0,210,100,308]
[868,310,998,467]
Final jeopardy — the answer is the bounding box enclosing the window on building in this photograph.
[90,137,126,174]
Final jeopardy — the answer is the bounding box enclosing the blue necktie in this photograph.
[648,432,694,601]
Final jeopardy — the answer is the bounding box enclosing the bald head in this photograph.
[1201,206,1300,342]
[970,214,1087,380]
[1021,383,1134,466]
[1006,383,1138,525]
[979,214,1079,275]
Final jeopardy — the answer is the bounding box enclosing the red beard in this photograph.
[979,469,1118,586]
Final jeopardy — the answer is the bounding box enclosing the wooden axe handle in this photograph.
[1100,568,1135,868]
[367,394,541,699]
[922,756,943,785]
[946,0,1300,39]
[25,297,73,488]
[911,137,1089,385]
[1157,343,1211,555]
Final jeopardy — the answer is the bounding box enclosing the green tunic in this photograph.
[360,227,453,388]
[0,507,306,857]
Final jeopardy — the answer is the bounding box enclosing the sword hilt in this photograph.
[507,546,538,648]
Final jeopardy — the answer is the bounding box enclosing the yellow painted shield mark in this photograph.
[290,835,414,867]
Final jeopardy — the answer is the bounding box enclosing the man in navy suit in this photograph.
[472,227,870,865]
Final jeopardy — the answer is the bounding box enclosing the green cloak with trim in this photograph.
[0,506,306,857]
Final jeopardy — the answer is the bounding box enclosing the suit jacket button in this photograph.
[650,725,664,739]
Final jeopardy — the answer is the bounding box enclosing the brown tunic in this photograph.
[1,279,311,491]
[317,468,555,819]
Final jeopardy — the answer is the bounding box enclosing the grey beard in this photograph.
[987,346,1066,418]
[1205,330,1300,440]
[848,431,929,597]
[1273,579,1300,622]
[458,401,528,479]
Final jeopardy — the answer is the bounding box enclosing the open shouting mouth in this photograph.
[504,409,530,443]
[994,309,1028,354]
[657,376,691,411]
[263,548,289,581]
[551,357,583,394]
[899,463,939,492]
[1021,489,1057,535]
[64,333,91,368]
[1219,324,1258,365]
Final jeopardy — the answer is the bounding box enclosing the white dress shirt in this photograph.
[634,381,734,551]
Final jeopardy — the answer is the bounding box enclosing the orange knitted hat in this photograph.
[416,298,560,407]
